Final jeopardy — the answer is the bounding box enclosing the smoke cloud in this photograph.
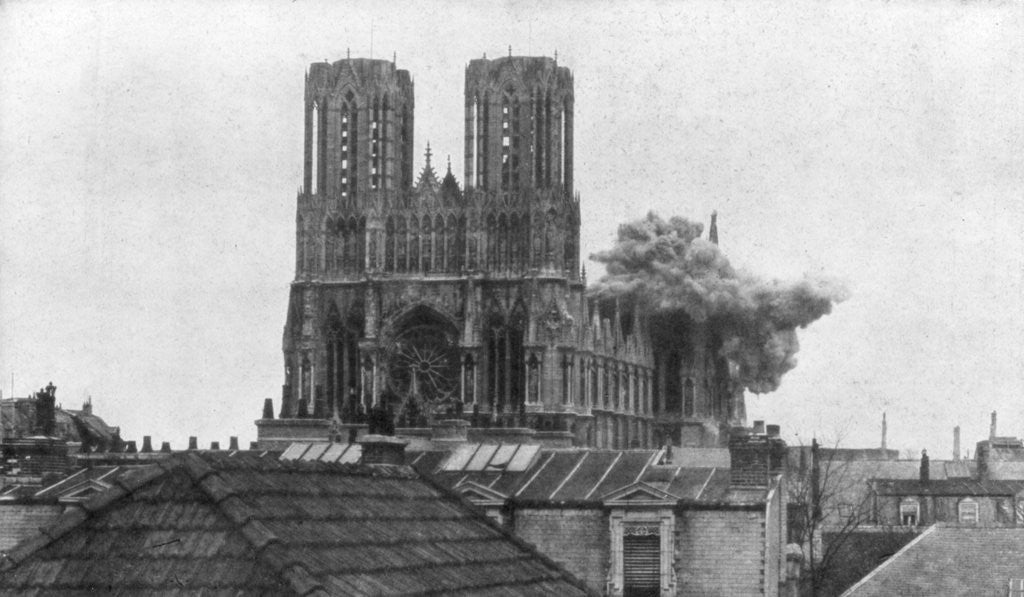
[589,212,849,393]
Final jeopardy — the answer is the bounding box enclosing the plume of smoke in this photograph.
[590,212,849,393]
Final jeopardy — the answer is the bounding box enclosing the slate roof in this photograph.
[841,524,1024,597]
[874,478,1024,496]
[0,451,590,596]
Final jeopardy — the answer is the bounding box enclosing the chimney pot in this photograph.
[188,436,198,451]
[160,441,171,453]
[210,441,220,450]
[262,398,274,419]
[141,436,153,453]
[229,436,239,451]
[359,434,409,466]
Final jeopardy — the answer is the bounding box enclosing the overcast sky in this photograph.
[2,0,1021,457]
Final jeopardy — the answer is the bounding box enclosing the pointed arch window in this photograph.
[370,95,381,190]
[325,218,336,273]
[446,215,458,272]
[385,217,395,272]
[435,215,446,271]
[498,214,509,270]
[409,217,420,272]
[422,216,433,273]
[396,216,408,272]
[310,102,320,194]
[684,378,696,417]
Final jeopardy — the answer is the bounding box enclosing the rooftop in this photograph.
[0,451,589,596]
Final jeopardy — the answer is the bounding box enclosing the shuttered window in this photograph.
[623,526,660,597]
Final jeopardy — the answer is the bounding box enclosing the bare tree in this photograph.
[788,437,915,597]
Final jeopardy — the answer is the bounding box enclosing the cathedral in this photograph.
[256,54,746,450]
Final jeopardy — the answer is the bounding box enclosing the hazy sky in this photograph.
[2,0,1021,457]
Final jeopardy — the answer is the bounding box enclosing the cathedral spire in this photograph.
[425,142,433,170]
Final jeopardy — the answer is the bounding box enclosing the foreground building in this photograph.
[285,423,794,596]
[0,448,589,596]
[258,53,746,451]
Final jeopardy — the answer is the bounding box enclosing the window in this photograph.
[959,498,979,524]
[623,525,660,597]
[1009,578,1024,597]
[900,499,919,526]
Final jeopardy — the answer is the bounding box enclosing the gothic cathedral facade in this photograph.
[259,55,746,449]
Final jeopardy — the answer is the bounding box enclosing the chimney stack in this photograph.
[728,425,787,487]
[160,441,172,453]
[125,440,138,454]
[188,436,198,451]
[953,426,961,461]
[752,420,765,435]
[229,436,239,451]
[881,412,887,450]
[210,441,220,450]
[359,434,409,466]
[141,436,153,453]
[990,411,997,440]
[919,449,929,483]
[262,398,274,419]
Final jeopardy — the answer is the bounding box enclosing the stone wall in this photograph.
[513,508,608,592]
[676,508,767,596]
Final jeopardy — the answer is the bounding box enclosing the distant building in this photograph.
[258,53,745,451]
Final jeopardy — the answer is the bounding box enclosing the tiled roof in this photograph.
[841,525,1024,597]
[0,451,590,596]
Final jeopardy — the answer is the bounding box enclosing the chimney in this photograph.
[919,449,929,483]
[953,426,961,461]
[977,443,990,481]
[210,441,220,450]
[709,211,719,245]
[359,434,409,466]
[229,436,239,451]
[881,412,887,450]
[990,411,997,440]
[188,436,198,450]
[729,425,787,487]
[141,436,153,453]
[766,424,781,438]
[752,420,765,435]
[160,441,171,453]
[262,398,274,419]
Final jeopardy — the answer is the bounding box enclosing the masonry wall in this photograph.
[677,509,766,596]
[513,508,608,592]
[0,504,62,550]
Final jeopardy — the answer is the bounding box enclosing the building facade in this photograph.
[259,54,746,450]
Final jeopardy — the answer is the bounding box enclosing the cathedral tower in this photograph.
[464,56,573,197]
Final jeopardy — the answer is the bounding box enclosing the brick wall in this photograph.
[677,509,766,596]
[514,508,608,592]
[0,504,62,551]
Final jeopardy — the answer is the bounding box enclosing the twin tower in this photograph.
[262,54,742,451]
